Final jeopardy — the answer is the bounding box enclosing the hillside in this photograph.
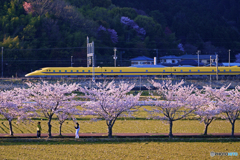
[0,0,240,76]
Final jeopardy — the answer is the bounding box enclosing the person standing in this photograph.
[37,122,42,138]
[75,122,80,138]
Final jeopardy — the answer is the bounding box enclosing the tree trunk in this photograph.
[169,120,173,138]
[8,120,13,136]
[203,123,209,135]
[108,125,113,138]
[231,121,235,138]
[59,123,62,136]
[48,117,52,138]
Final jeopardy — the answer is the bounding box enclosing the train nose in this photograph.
[25,71,38,77]
[25,73,32,77]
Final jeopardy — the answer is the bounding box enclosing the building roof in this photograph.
[130,64,166,68]
[208,62,229,66]
[159,63,179,67]
[180,54,216,59]
[179,59,204,66]
[160,55,181,59]
[130,56,154,61]
[222,63,240,66]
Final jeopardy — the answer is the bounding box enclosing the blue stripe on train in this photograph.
[42,71,240,74]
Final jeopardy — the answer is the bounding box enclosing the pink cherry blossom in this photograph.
[194,101,221,135]
[0,88,36,136]
[80,81,140,138]
[25,81,82,138]
[145,80,202,138]
[23,2,33,14]
[204,84,240,137]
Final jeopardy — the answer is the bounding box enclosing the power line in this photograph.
[4,47,87,51]
[3,46,240,52]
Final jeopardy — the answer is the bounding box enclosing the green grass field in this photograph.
[0,119,239,135]
[0,105,240,160]
[0,139,239,160]
[1,105,239,135]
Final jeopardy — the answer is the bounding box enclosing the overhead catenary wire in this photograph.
[4,46,240,52]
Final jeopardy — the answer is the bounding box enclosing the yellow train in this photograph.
[25,66,240,77]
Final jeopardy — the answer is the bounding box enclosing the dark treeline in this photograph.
[0,0,240,76]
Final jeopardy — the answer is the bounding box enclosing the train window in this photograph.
[77,70,79,72]
[229,70,231,72]
[212,70,214,72]
[218,70,220,72]
[224,70,226,72]
[53,70,55,72]
[198,70,200,72]
[65,70,67,72]
[120,70,122,72]
[111,70,113,72]
[71,70,73,72]
[59,70,61,72]
[82,70,84,72]
[88,70,90,72]
[163,70,165,72]
[105,70,107,71]
[189,70,191,72]
[174,69,176,71]
[181,70,183,72]
[146,70,148,72]
[49,70,51,72]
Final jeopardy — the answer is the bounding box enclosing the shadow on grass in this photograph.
[2,117,239,121]
[0,137,240,146]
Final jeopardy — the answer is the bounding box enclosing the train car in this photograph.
[171,66,240,76]
[25,67,102,77]
[25,66,240,77]
[101,67,172,76]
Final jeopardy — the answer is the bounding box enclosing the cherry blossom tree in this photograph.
[80,81,140,138]
[204,85,240,137]
[194,102,220,135]
[0,88,36,136]
[23,2,33,14]
[26,81,82,138]
[56,104,80,136]
[146,80,202,138]
[98,25,118,43]
[178,43,185,52]
[56,112,69,136]
[235,53,240,63]
[25,0,54,16]
[107,28,118,43]
[120,16,146,37]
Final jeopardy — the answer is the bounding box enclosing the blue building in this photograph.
[160,54,216,66]
[130,56,154,66]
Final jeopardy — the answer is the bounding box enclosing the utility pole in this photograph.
[71,56,73,67]
[113,47,117,67]
[210,56,212,67]
[92,41,95,81]
[87,37,95,81]
[154,49,158,64]
[210,56,212,82]
[87,37,89,67]
[1,47,3,78]
[197,50,200,67]
[216,54,218,81]
[229,49,231,67]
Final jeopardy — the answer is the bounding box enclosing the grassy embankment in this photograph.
[0,138,240,160]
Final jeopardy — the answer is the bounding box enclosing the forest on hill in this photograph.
[0,0,240,76]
